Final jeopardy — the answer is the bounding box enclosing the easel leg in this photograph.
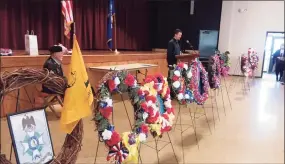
[120,94,132,129]
[154,138,160,164]
[173,104,181,130]
[218,87,226,116]
[223,76,233,111]
[188,105,199,149]
[214,89,221,120]
[179,105,184,164]
[210,90,216,129]
[93,136,100,164]
[9,89,20,161]
[167,132,179,163]
[202,105,212,135]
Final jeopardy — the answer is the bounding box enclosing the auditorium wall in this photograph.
[218,1,284,77]
[149,0,223,50]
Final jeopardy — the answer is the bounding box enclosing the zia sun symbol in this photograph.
[20,132,45,161]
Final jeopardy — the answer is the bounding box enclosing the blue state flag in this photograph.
[107,0,115,50]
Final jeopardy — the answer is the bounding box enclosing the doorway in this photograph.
[262,32,284,74]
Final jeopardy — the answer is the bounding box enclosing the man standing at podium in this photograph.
[167,29,182,66]
[167,29,182,98]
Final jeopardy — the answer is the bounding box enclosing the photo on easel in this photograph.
[7,108,54,164]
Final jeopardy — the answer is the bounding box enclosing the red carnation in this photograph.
[172,75,179,81]
[155,74,164,82]
[144,90,150,96]
[140,124,149,133]
[99,107,113,119]
[138,89,144,96]
[147,106,154,116]
[177,62,184,69]
[166,107,174,114]
[147,116,157,124]
[124,73,135,87]
[152,78,158,83]
[162,113,169,120]
[141,102,148,112]
[106,131,121,146]
[146,96,156,103]
[161,126,172,133]
[144,75,154,83]
[166,88,170,95]
[108,80,116,91]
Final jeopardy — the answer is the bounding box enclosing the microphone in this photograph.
[185,40,198,55]
[185,40,193,48]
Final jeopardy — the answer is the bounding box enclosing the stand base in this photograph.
[114,49,120,55]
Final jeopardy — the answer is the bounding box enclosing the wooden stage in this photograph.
[0,50,168,116]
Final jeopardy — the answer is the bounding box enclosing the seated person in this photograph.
[42,44,67,95]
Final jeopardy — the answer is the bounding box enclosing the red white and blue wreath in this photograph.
[248,48,259,71]
[169,62,194,104]
[209,54,221,89]
[219,51,231,76]
[188,60,210,105]
[94,71,148,164]
[241,54,252,77]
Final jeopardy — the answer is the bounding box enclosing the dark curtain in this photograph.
[0,0,150,50]
[149,0,223,50]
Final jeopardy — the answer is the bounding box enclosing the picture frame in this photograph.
[7,108,54,164]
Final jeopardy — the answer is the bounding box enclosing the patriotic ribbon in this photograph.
[107,142,129,164]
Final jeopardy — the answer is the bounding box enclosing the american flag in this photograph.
[61,0,74,39]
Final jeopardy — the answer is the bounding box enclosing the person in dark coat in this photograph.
[167,29,182,99]
[272,43,284,81]
[42,44,68,94]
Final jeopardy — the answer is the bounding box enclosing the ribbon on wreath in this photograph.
[107,141,129,164]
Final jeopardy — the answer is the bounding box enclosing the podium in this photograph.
[176,52,199,64]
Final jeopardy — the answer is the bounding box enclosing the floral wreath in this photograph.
[241,54,252,77]
[94,71,148,164]
[248,49,259,71]
[188,60,210,105]
[169,62,194,104]
[220,51,231,76]
[138,74,175,137]
[209,54,221,89]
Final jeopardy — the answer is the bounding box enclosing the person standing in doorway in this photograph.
[272,43,285,81]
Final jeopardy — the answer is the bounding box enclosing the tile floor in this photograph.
[1,75,284,163]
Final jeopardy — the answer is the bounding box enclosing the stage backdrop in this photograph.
[149,0,223,50]
[0,0,150,50]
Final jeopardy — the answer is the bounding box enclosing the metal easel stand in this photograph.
[93,92,143,164]
[192,103,212,135]
[171,103,198,164]
[229,56,243,91]
[208,89,221,129]
[242,75,251,95]
[221,76,233,111]
[140,131,179,164]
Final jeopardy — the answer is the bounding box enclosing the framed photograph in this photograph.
[7,108,54,164]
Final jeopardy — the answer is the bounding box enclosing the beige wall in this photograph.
[219,1,284,76]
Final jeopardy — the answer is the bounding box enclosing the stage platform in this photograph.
[0,50,168,116]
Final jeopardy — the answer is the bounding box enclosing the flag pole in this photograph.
[113,5,119,54]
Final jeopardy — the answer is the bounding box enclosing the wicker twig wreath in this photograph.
[188,60,210,105]
[209,55,221,89]
[169,62,194,104]
[0,68,82,164]
[140,74,175,137]
[220,51,231,76]
[94,70,149,164]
